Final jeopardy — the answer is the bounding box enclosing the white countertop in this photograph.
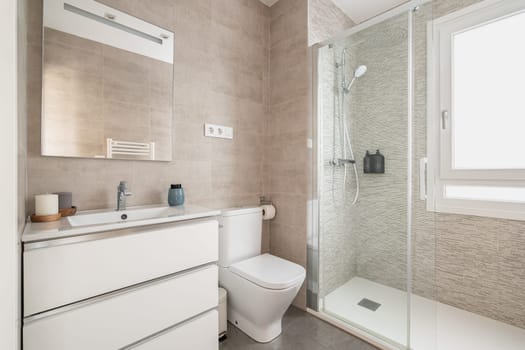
[22,204,221,243]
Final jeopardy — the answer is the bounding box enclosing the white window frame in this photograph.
[427,0,525,221]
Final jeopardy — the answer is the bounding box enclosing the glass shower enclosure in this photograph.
[309,1,525,349]
[309,2,428,349]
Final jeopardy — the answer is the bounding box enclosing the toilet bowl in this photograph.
[218,207,306,343]
[220,254,305,342]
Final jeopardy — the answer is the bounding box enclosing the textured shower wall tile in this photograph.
[319,196,357,297]
[308,0,355,46]
[411,199,437,299]
[319,12,411,296]
[410,0,525,329]
[314,0,525,330]
[435,215,501,320]
[411,3,436,300]
[433,214,525,328]
[432,0,484,18]
[348,13,410,291]
[498,230,525,328]
[318,46,358,297]
[26,0,270,217]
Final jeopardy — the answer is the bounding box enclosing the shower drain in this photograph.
[358,298,381,311]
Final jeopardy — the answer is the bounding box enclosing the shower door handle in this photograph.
[441,110,449,130]
[419,158,428,200]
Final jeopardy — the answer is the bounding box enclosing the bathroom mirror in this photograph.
[41,0,174,161]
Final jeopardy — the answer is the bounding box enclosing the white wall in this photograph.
[0,0,20,349]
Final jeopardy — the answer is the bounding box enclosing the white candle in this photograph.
[35,194,59,216]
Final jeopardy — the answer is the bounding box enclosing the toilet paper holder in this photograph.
[259,196,272,205]
[259,196,276,220]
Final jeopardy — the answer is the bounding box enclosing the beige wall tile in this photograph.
[19,0,29,234]
[27,0,270,218]
[269,220,308,308]
[266,0,309,309]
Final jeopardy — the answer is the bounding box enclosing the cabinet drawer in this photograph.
[131,311,218,350]
[23,265,218,350]
[24,219,218,316]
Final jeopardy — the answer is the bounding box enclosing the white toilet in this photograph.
[218,206,306,343]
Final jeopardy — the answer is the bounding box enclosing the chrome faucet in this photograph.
[116,181,132,211]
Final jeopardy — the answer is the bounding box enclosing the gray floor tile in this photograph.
[219,307,378,350]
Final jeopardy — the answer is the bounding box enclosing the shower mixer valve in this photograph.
[330,158,356,167]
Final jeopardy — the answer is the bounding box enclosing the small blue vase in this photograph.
[168,184,184,206]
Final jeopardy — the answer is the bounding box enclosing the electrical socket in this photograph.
[204,123,233,139]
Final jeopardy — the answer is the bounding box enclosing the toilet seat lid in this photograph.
[230,253,306,290]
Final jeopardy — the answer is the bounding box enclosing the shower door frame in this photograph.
[307,1,432,349]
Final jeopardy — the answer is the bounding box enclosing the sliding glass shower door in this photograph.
[309,4,435,349]
[312,1,525,349]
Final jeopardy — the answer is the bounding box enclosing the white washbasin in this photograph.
[67,206,172,227]
[23,204,221,243]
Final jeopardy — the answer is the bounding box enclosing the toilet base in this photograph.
[228,308,282,343]
[219,261,305,344]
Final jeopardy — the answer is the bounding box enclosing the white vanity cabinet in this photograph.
[22,216,219,350]
[24,219,218,316]
[129,311,219,350]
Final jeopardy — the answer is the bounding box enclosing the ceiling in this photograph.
[330,0,408,24]
[257,0,408,23]
[258,0,280,7]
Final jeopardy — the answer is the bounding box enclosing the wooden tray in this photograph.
[59,206,77,217]
[31,213,62,223]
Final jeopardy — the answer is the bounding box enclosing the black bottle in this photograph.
[364,150,385,174]
[363,151,372,173]
[371,150,385,173]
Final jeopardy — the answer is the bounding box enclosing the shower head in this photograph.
[354,65,367,79]
[343,65,367,93]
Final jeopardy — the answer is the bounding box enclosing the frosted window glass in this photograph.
[445,185,525,203]
[452,11,525,169]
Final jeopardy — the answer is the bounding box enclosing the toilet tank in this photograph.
[219,207,263,267]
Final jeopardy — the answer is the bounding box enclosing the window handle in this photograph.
[442,110,449,130]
